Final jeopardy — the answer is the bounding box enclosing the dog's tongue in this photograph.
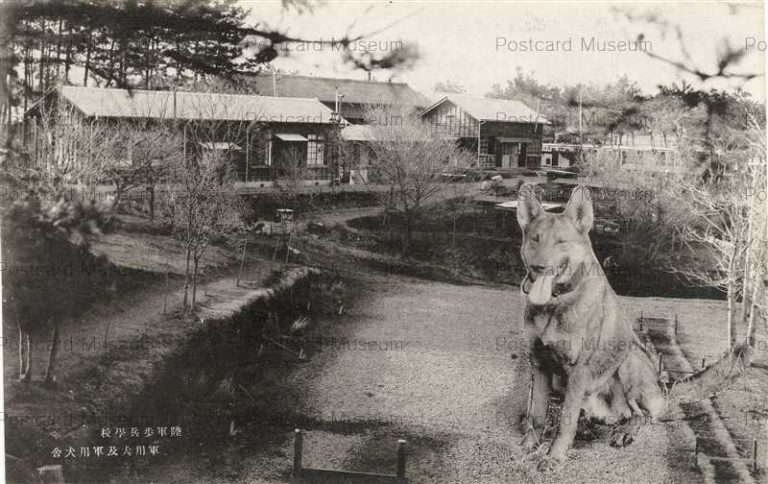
[528,274,554,305]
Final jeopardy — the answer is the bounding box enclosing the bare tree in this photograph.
[580,149,688,271]
[671,116,767,351]
[160,145,244,313]
[159,102,251,313]
[26,101,180,216]
[361,104,472,254]
[582,114,766,354]
[273,145,308,208]
[98,119,181,216]
[608,5,767,356]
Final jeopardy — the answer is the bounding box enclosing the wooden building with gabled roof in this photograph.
[420,94,549,169]
[24,86,341,190]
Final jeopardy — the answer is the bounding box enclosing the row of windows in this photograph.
[191,134,327,167]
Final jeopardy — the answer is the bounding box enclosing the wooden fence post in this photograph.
[293,429,303,477]
[765,421,768,473]
[163,268,169,316]
[236,239,247,287]
[37,465,64,484]
[694,435,699,467]
[396,439,407,479]
[752,437,758,472]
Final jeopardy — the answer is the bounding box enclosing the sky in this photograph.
[238,0,766,102]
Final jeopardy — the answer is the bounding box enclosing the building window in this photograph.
[307,134,324,165]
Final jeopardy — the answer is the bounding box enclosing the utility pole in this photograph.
[578,87,584,167]
[477,120,486,167]
[578,87,583,143]
[272,71,277,96]
[332,89,345,191]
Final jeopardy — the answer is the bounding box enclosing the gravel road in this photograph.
[284,272,703,484]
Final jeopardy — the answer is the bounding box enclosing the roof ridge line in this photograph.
[63,85,328,103]
[257,73,411,86]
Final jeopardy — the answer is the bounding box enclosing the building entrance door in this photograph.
[501,143,520,169]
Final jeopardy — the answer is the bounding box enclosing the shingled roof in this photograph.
[250,74,430,107]
[421,94,549,124]
[48,86,337,123]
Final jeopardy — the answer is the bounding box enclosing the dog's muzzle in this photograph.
[520,263,585,303]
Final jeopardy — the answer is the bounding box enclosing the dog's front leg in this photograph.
[521,359,551,452]
[540,367,588,470]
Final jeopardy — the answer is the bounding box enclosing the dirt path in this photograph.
[3,256,278,456]
[308,206,384,227]
[278,273,702,484]
[643,316,758,484]
[5,224,717,483]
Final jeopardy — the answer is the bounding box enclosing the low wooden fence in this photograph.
[293,429,408,483]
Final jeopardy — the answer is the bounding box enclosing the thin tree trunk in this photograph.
[46,35,55,86]
[726,274,738,351]
[119,48,126,86]
[740,264,751,325]
[38,19,46,91]
[105,37,116,86]
[191,254,200,310]
[64,29,72,81]
[23,22,30,115]
[237,239,247,287]
[55,19,63,80]
[745,281,760,345]
[182,244,192,313]
[112,184,123,213]
[149,180,155,220]
[403,213,413,255]
[741,199,755,325]
[18,323,24,380]
[21,333,33,382]
[83,31,92,86]
[163,267,169,316]
[44,323,61,386]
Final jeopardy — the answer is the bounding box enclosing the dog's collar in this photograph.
[553,262,586,297]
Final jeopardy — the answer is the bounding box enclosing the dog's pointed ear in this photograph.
[517,184,543,231]
[564,185,594,233]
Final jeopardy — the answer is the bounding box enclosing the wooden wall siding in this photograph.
[423,105,544,163]
[25,106,336,178]
[480,121,543,139]
[422,101,479,138]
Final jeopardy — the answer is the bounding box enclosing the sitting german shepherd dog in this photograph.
[516,183,749,471]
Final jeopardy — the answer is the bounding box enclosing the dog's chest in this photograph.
[527,310,580,365]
